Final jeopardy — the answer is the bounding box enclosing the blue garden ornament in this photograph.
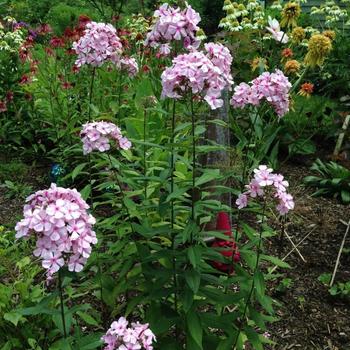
[50,163,66,185]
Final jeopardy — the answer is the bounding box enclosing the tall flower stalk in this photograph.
[58,270,67,338]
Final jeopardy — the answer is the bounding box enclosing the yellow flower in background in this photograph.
[322,30,336,41]
[304,34,332,67]
[298,82,314,97]
[281,2,301,28]
[291,26,306,43]
[284,60,300,75]
[251,57,268,72]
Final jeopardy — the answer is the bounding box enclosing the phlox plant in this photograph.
[1,2,308,349]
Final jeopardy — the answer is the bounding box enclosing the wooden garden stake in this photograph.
[330,219,350,287]
[333,114,350,157]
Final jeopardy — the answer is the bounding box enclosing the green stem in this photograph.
[190,95,196,231]
[233,198,267,348]
[143,108,147,201]
[58,270,67,338]
[107,154,134,235]
[170,100,179,336]
[88,67,96,122]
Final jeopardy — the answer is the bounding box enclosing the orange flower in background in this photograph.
[284,60,300,75]
[292,26,306,43]
[250,57,268,72]
[322,30,336,41]
[281,48,293,59]
[298,82,314,97]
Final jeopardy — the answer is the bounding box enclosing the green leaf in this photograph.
[341,190,350,203]
[76,311,99,327]
[254,270,265,297]
[261,255,291,269]
[49,338,72,350]
[80,184,91,201]
[77,333,104,350]
[185,269,201,293]
[245,326,263,350]
[71,163,87,181]
[195,169,220,187]
[4,311,22,326]
[186,311,203,349]
[187,246,202,268]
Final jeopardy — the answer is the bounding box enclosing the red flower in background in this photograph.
[0,100,7,113]
[19,75,31,85]
[45,47,54,56]
[6,91,14,102]
[211,212,240,273]
[62,81,73,90]
[37,23,53,35]
[50,36,65,48]
[142,65,150,73]
[64,28,80,42]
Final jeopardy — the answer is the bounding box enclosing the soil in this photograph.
[267,162,350,350]
[1,159,350,350]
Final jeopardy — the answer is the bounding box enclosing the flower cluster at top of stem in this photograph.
[144,3,201,52]
[15,184,97,279]
[161,43,233,110]
[73,21,123,67]
[120,57,139,77]
[230,69,291,118]
[102,317,156,350]
[236,165,295,215]
[266,16,289,43]
[80,121,132,155]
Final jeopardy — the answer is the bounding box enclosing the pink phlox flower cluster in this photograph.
[144,3,201,52]
[230,69,291,118]
[161,44,233,110]
[15,184,97,279]
[204,42,233,86]
[102,317,156,350]
[236,165,295,215]
[119,57,139,77]
[80,121,132,155]
[73,21,123,67]
[266,17,288,44]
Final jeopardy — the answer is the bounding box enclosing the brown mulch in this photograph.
[267,162,350,350]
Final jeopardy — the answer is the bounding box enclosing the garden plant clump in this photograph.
[0,0,350,349]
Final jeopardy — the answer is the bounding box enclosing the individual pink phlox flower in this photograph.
[158,43,171,56]
[42,251,64,275]
[245,179,264,198]
[15,184,97,279]
[236,193,248,209]
[144,3,201,50]
[111,317,129,336]
[118,344,141,350]
[254,165,274,187]
[272,173,289,192]
[276,191,295,214]
[80,121,131,154]
[73,21,123,67]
